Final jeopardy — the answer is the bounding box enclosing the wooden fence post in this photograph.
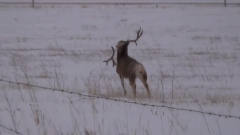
[32,0,35,8]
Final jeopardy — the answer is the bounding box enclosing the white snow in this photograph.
[0,3,240,135]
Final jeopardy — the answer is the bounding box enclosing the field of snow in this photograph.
[0,3,240,135]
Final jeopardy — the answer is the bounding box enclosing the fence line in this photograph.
[0,123,23,135]
[1,0,240,7]
[0,78,240,120]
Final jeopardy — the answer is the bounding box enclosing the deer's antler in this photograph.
[103,46,116,67]
[127,27,143,45]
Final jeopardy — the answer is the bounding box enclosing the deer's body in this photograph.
[104,27,151,98]
[117,56,144,79]
[116,42,140,78]
[116,41,150,97]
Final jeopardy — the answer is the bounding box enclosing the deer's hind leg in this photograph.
[129,77,136,98]
[138,73,151,98]
[119,75,127,96]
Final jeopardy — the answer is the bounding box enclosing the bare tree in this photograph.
[104,27,151,98]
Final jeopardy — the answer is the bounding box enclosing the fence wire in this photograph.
[0,0,239,6]
[0,78,240,121]
[0,123,23,135]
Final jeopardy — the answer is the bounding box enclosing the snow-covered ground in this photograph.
[0,3,240,135]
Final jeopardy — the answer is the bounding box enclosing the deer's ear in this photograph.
[116,41,124,48]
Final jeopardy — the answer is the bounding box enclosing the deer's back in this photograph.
[116,56,145,79]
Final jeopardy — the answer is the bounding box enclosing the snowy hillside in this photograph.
[0,3,240,135]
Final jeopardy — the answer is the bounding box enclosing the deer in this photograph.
[103,27,151,98]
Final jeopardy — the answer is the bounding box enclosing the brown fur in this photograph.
[116,41,151,97]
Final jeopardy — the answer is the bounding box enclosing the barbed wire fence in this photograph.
[0,78,240,135]
[0,0,239,8]
[0,78,240,120]
[0,123,23,135]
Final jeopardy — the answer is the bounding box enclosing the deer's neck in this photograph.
[117,45,128,61]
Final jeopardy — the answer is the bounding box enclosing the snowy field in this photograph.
[0,3,240,135]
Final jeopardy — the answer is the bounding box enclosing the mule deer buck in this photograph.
[104,27,151,98]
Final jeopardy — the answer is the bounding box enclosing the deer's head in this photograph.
[103,27,143,66]
[116,40,129,56]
